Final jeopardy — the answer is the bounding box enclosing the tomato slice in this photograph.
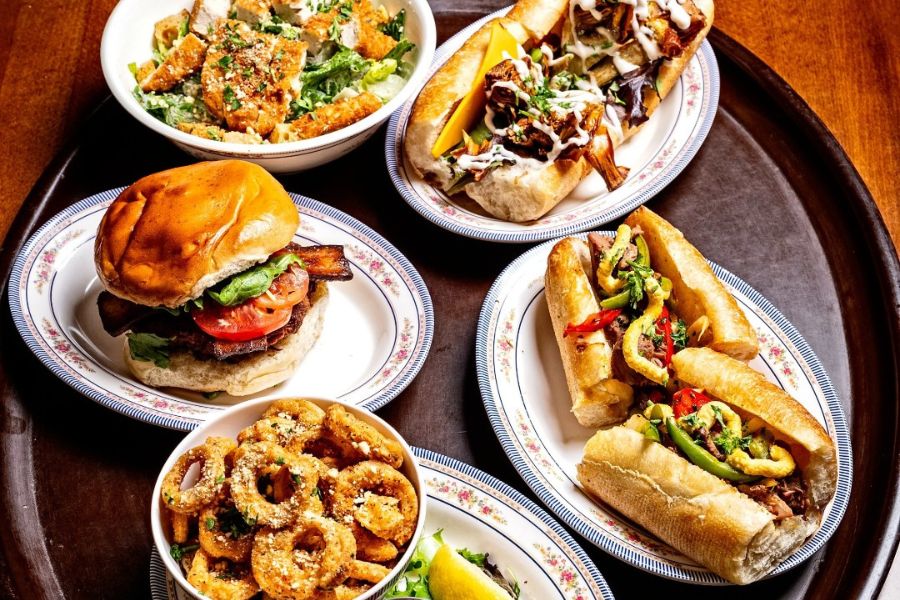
[671,388,711,418]
[192,268,308,342]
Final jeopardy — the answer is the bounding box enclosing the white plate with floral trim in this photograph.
[9,190,433,431]
[149,447,615,599]
[475,233,852,584]
[386,8,719,244]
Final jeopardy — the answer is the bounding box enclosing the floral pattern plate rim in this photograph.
[149,447,615,600]
[385,8,719,243]
[474,233,852,584]
[9,189,434,431]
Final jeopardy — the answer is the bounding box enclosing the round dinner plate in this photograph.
[386,8,719,243]
[475,234,852,584]
[150,447,615,599]
[9,190,433,431]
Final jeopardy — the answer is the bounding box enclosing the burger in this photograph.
[94,160,352,396]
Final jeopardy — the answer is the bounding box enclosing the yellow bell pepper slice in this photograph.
[431,22,520,158]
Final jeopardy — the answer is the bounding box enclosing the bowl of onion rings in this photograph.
[151,396,426,600]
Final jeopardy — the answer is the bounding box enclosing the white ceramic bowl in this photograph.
[101,0,436,173]
[151,396,427,600]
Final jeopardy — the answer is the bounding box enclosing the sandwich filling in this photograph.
[441,0,706,195]
[564,223,688,387]
[97,243,352,366]
[625,388,809,521]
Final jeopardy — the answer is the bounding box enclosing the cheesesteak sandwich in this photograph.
[404,0,712,222]
[94,160,352,396]
[545,206,757,427]
[578,347,838,584]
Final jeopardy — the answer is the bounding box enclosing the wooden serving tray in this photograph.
[0,13,898,599]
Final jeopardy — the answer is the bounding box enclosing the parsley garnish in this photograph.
[715,428,751,455]
[671,318,688,350]
[169,543,199,560]
[223,85,241,111]
[217,55,234,70]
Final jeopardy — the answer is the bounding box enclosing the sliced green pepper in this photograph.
[643,421,661,442]
[635,235,650,267]
[600,289,630,309]
[666,418,758,483]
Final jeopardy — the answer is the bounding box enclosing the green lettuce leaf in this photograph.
[207,253,303,306]
[127,333,171,368]
[385,529,445,598]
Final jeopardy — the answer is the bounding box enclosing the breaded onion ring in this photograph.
[318,584,373,600]
[331,461,418,545]
[350,522,399,563]
[199,490,255,563]
[231,442,326,527]
[187,548,259,600]
[346,559,391,583]
[161,436,235,514]
[323,405,404,468]
[262,398,326,428]
[238,417,322,454]
[251,516,356,598]
[170,510,191,543]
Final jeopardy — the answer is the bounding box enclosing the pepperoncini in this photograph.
[622,275,670,385]
[595,224,631,296]
[726,445,796,478]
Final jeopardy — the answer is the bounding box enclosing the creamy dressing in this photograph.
[456,144,521,170]
[460,42,616,173]
[657,0,692,29]
[566,0,689,72]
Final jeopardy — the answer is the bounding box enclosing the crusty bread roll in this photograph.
[577,346,837,584]
[95,160,299,309]
[673,348,837,507]
[125,284,327,396]
[545,237,633,427]
[625,206,758,360]
[403,0,714,222]
[545,207,756,426]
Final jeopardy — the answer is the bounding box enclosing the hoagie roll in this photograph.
[578,347,838,584]
[545,206,757,427]
[403,0,713,222]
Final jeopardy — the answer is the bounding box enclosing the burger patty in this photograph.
[131,283,315,362]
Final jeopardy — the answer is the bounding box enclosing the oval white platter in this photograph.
[9,190,433,431]
[386,8,719,243]
[475,233,852,584]
[150,447,615,600]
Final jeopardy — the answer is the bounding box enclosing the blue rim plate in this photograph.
[474,233,852,584]
[151,447,614,599]
[385,8,719,243]
[8,190,434,431]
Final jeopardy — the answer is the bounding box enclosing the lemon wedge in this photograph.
[427,544,513,600]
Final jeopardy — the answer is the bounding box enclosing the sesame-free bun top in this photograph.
[95,160,299,308]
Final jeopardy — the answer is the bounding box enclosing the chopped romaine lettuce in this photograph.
[133,84,211,128]
[380,9,406,41]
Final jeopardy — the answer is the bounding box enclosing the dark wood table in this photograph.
[1,2,899,600]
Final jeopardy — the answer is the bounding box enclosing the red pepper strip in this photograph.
[563,308,622,337]
[656,305,674,365]
[671,387,712,418]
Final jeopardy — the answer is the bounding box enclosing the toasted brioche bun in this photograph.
[544,207,753,426]
[403,0,713,222]
[624,206,758,359]
[95,160,299,309]
[577,346,837,584]
[125,284,327,396]
[428,544,513,600]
